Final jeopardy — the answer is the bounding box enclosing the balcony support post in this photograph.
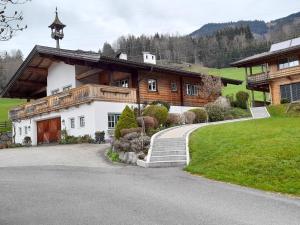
[251,90,255,107]
[263,92,267,106]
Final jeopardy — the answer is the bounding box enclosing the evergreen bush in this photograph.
[115,106,138,139]
[189,108,208,123]
[142,105,168,126]
[235,91,249,109]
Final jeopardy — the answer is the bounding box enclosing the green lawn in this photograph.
[186,115,300,196]
[0,98,25,121]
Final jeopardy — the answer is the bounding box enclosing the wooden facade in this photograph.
[2,45,242,121]
[231,44,300,105]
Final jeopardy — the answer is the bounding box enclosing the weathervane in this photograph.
[49,7,66,49]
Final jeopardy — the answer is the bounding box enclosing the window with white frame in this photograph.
[186,84,198,96]
[70,118,75,129]
[25,126,28,135]
[51,89,59,95]
[63,85,72,92]
[115,79,129,88]
[108,113,121,129]
[278,57,299,70]
[19,127,22,136]
[148,79,157,92]
[79,116,85,127]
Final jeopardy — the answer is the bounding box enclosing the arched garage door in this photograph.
[37,118,61,144]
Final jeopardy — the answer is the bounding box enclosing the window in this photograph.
[19,127,22,136]
[51,89,59,95]
[108,113,121,129]
[278,57,299,70]
[25,126,28,135]
[280,82,300,103]
[148,79,157,92]
[171,82,177,92]
[115,79,129,88]
[79,116,85,127]
[186,84,198,96]
[152,56,154,60]
[70,118,75,129]
[63,85,72,92]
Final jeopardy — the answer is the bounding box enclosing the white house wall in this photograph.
[47,62,76,96]
[12,100,199,146]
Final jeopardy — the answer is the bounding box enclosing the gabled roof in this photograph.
[231,37,300,67]
[1,45,242,98]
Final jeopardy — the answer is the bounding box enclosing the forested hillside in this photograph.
[0,50,23,93]
[106,26,269,68]
[103,11,300,68]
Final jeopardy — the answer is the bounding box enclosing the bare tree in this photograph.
[0,0,29,41]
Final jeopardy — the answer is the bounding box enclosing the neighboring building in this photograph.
[231,37,300,105]
[0,45,241,145]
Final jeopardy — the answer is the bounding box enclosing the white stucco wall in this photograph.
[47,62,76,96]
[12,101,199,146]
[12,102,137,145]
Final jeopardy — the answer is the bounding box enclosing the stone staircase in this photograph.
[147,138,187,168]
[250,107,270,119]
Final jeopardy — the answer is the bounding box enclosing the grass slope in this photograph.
[0,98,25,121]
[186,116,300,196]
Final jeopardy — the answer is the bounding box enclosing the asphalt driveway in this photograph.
[0,144,112,168]
[0,144,299,225]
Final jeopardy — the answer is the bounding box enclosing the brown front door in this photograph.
[37,117,61,144]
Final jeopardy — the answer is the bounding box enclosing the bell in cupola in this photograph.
[49,7,66,49]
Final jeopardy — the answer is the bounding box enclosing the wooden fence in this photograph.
[0,121,12,132]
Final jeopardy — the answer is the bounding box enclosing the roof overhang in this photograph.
[231,45,300,67]
[1,45,242,99]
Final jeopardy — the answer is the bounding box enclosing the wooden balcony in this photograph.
[269,66,300,79]
[246,72,269,92]
[9,84,137,121]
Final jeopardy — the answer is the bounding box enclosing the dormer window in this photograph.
[278,57,299,70]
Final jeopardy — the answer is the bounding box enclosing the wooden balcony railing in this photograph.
[247,72,269,86]
[9,84,137,121]
[269,66,300,79]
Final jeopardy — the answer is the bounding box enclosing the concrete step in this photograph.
[150,155,186,162]
[147,160,187,168]
[151,150,186,156]
[250,107,270,119]
[152,145,186,150]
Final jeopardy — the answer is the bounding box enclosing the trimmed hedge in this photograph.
[115,106,138,139]
[142,105,168,126]
[205,104,225,122]
[150,100,170,111]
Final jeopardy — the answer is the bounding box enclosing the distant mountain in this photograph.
[190,11,300,41]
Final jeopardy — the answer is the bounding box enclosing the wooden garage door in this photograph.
[37,118,61,144]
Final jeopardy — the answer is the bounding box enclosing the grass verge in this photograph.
[186,117,300,196]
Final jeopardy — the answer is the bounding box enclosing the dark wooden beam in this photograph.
[76,68,103,80]
[18,80,46,88]
[30,87,47,97]
[26,66,48,74]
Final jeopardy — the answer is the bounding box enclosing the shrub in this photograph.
[189,108,208,123]
[115,106,138,139]
[183,111,196,124]
[166,113,182,127]
[150,100,170,111]
[235,91,249,109]
[107,149,120,162]
[120,127,143,137]
[142,105,168,126]
[137,116,158,131]
[95,131,105,143]
[79,135,94,143]
[214,96,231,109]
[205,104,225,122]
[224,108,251,120]
[281,98,290,104]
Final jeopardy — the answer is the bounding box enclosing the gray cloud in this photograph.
[1,0,300,56]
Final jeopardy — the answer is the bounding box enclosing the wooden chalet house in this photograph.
[231,37,300,105]
[0,11,242,145]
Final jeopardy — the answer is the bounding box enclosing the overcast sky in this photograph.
[1,0,300,56]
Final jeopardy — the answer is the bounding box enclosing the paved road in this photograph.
[0,145,299,225]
